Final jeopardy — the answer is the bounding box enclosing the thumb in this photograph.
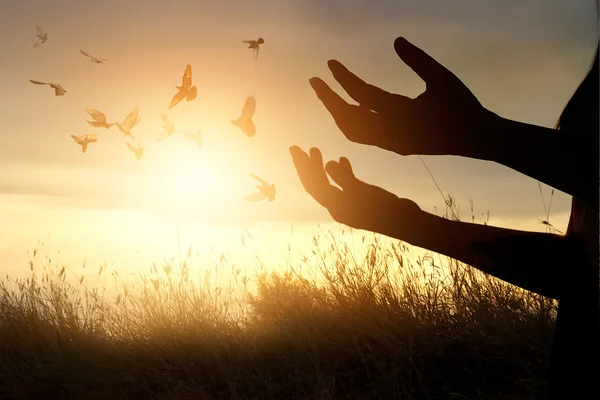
[394,37,452,86]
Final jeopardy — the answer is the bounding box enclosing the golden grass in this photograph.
[0,210,557,399]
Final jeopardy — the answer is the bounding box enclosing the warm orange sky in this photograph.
[0,0,598,280]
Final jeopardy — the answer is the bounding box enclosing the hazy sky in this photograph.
[0,0,598,280]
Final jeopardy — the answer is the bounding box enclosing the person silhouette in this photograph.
[289,37,599,399]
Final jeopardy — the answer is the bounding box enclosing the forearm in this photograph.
[484,111,596,201]
[391,207,572,298]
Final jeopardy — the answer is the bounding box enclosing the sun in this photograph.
[140,139,239,220]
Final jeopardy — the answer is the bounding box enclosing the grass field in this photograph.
[0,206,557,399]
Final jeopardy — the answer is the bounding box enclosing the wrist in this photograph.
[480,109,505,163]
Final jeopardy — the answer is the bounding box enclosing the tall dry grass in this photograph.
[0,201,557,399]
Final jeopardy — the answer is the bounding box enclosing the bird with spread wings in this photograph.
[33,24,47,49]
[71,134,98,153]
[242,37,264,60]
[80,50,108,64]
[85,109,113,129]
[244,173,276,202]
[29,80,66,96]
[126,141,144,160]
[158,112,176,141]
[231,96,256,137]
[115,108,140,139]
[169,64,198,110]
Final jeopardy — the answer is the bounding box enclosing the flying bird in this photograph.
[242,37,264,60]
[85,109,113,129]
[182,129,203,148]
[115,108,140,139]
[33,25,47,49]
[29,80,67,96]
[80,50,108,64]
[244,173,276,202]
[127,141,144,160]
[169,64,197,110]
[158,112,175,141]
[71,134,98,153]
[231,96,256,137]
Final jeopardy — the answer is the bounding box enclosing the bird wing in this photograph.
[181,64,193,88]
[80,49,91,58]
[169,90,186,110]
[126,143,138,153]
[160,112,170,125]
[123,108,139,128]
[83,134,98,142]
[33,39,42,49]
[253,46,259,60]
[244,192,269,202]
[71,135,83,144]
[250,173,269,187]
[242,96,256,118]
[242,40,254,44]
[29,79,47,85]
[35,24,44,35]
[86,109,107,122]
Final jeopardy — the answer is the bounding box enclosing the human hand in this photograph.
[309,37,493,157]
[289,145,421,236]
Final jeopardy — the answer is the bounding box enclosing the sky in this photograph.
[0,0,598,284]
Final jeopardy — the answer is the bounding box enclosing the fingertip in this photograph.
[289,145,300,154]
[338,157,354,174]
[309,77,324,89]
[324,159,339,172]
[327,59,343,70]
[394,36,409,52]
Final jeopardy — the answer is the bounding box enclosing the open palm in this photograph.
[289,146,420,235]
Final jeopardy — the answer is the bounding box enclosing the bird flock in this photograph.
[29,26,274,203]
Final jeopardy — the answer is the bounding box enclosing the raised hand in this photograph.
[289,146,421,236]
[289,145,574,300]
[309,37,598,202]
[309,37,492,157]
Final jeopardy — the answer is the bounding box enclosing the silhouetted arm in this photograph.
[482,113,596,202]
[290,146,574,299]
[308,37,597,201]
[402,209,574,300]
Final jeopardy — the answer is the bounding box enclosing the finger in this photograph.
[394,37,453,86]
[289,146,341,208]
[309,79,387,147]
[325,157,355,189]
[290,146,322,197]
[327,60,409,112]
[308,147,334,189]
[309,77,348,117]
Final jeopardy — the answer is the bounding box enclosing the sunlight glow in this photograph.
[140,137,239,220]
